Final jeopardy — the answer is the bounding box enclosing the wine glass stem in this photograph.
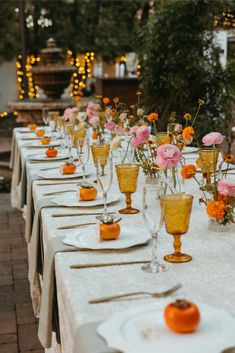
[173,234,182,254]
[103,190,108,216]
[82,165,86,181]
[125,192,132,209]
[151,232,158,264]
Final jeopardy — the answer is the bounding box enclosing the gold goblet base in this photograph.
[119,207,139,214]
[164,253,192,263]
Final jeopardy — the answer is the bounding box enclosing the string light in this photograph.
[16,54,40,99]
[66,50,95,98]
[16,50,95,101]
[214,10,235,28]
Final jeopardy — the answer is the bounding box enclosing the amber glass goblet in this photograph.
[156,132,172,146]
[115,164,139,214]
[91,144,110,175]
[72,128,86,151]
[161,194,193,263]
[199,148,219,187]
[198,148,219,174]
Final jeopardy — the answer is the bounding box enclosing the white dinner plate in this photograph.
[22,140,60,148]
[51,192,119,207]
[98,302,235,353]
[63,225,150,250]
[38,169,86,180]
[28,153,69,161]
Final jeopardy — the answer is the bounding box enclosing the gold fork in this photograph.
[89,283,182,304]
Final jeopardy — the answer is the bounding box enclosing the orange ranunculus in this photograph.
[196,158,201,168]
[206,200,226,220]
[92,132,99,140]
[217,193,227,202]
[148,112,158,122]
[103,97,110,105]
[182,126,194,141]
[223,154,233,163]
[181,164,197,179]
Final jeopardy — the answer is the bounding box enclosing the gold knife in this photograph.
[57,222,96,230]
[70,260,150,269]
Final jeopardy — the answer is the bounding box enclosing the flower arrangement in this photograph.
[181,131,235,227]
[167,99,205,149]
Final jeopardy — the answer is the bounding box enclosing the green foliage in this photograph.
[139,0,235,140]
[0,1,19,60]
[0,0,143,60]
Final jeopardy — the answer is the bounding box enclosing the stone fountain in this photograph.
[8,38,76,123]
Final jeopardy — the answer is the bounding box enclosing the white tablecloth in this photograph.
[10,128,235,353]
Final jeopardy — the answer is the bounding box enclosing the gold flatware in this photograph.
[57,222,96,230]
[44,190,76,196]
[89,283,182,304]
[71,260,150,269]
[52,212,115,217]
[37,181,81,186]
[39,166,62,171]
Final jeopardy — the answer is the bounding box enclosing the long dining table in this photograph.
[10,127,235,353]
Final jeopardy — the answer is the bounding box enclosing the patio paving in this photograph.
[0,194,43,353]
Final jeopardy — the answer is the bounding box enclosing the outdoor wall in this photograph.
[0,59,17,112]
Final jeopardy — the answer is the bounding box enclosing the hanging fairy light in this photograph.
[66,50,95,98]
[214,10,235,29]
[16,54,40,100]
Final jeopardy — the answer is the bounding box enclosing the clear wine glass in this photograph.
[96,156,113,220]
[42,107,49,129]
[142,184,167,274]
[77,137,90,181]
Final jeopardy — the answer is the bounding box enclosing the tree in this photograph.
[0,0,144,60]
[139,0,235,139]
[0,1,19,60]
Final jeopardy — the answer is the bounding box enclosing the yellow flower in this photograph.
[113,97,119,104]
[136,91,142,96]
[198,99,205,106]
[184,113,192,121]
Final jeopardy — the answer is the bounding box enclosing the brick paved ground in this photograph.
[0,194,43,353]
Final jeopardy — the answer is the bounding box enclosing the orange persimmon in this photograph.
[100,222,121,241]
[35,129,45,137]
[62,163,76,174]
[41,136,51,145]
[80,186,97,201]
[164,299,200,333]
[45,147,58,158]
[28,124,38,131]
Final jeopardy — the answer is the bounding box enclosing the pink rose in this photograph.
[86,102,100,118]
[130,125,150,147]
[155,144,183,169]
[131,135,144,148]
[89,115,99,127]
[130,126,138,134]
[64,108,73,119]
[137,126,150,139]
[71,107,78,115]
[202,132,224,146]
[218,179,235,197]
[105,122,116,131]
